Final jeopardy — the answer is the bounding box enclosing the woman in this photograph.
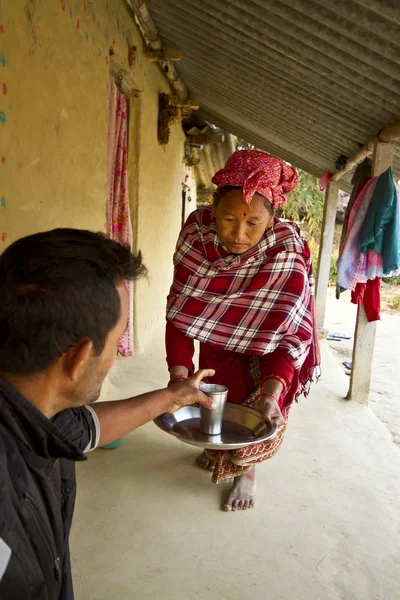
[166,150,320,511]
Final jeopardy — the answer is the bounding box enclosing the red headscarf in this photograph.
[212,150,298,209]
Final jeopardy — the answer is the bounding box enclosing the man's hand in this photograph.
[167,368,216,413]
[256,395,286,429]
[91,369,215,448]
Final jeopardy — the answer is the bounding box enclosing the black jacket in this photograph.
[0,378,99,599]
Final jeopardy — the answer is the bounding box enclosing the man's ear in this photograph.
[61,339,94,382]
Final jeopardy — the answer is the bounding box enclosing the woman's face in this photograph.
[213,189,273,254]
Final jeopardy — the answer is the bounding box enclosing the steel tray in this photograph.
[154,404,277,450]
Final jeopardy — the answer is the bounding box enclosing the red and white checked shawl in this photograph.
[167,209,320,392]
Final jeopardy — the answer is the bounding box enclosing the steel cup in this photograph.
[199,384,229,435]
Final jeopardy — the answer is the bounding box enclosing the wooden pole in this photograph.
[378,122,400,142]
[315,180,339,329]
[144,49,182,62]
[331,121,399,183]
[347,141,394,404]
[109,54,141,97]
[197,188,215,199]
[331,139,376,182]
[226,133,236,157]
[127,0,188,100]
[187,133,225,145]
[167,96,199,111]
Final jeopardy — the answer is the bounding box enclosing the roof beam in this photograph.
[125,0,188,99]
[187,133,225,145]
[331,122,400,181]
[143,49,182,61]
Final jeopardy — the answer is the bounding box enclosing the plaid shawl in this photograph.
[167,209,320,393]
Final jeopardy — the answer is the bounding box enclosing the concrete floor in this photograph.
[70,340,400,600]
[325,288,400,447]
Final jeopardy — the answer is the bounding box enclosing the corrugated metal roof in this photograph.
[144,0,400,189]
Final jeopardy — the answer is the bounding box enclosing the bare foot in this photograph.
[223,467,256,511]
[195,450,215,471]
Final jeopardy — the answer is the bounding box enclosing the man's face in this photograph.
[65,282,129,407]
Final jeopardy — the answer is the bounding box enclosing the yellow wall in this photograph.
[132,84,196,348]
[0,0,194,351]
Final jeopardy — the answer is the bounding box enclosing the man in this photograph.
[0,229,215,600]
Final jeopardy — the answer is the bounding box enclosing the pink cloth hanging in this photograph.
[336,178,377,291]
[107,76,134,356]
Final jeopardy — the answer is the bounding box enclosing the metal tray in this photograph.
[154,404,277,450]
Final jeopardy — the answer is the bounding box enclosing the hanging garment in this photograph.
[336,158,372,298]
[106,76,134,356]
[359,168,400,277]
[352,177,400,284]
[337,178,378,291]
[351,278,381,322]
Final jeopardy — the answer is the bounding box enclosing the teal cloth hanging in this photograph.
[359,167,399,274]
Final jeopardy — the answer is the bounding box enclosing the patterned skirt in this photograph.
[204,413,289,484]
[203,356,292,484]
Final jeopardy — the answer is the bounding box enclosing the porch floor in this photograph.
[70,338,400,600]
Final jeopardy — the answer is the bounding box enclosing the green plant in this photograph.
[383,275,400,286]
[387,295,400,310]
[280,170,325,239]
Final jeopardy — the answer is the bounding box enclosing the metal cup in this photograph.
[199,384,229,435]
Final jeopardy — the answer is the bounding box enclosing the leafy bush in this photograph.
[383,276,400,286]
[280,169,325,239]
[389,295,400,309]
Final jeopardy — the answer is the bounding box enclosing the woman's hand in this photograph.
[167,368,216,413]
[256,395,286,429]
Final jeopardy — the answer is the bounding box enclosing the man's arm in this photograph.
[91,368,215,447]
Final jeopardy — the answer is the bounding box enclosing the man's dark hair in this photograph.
[0,229,147,375]
[213,185,274,217]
